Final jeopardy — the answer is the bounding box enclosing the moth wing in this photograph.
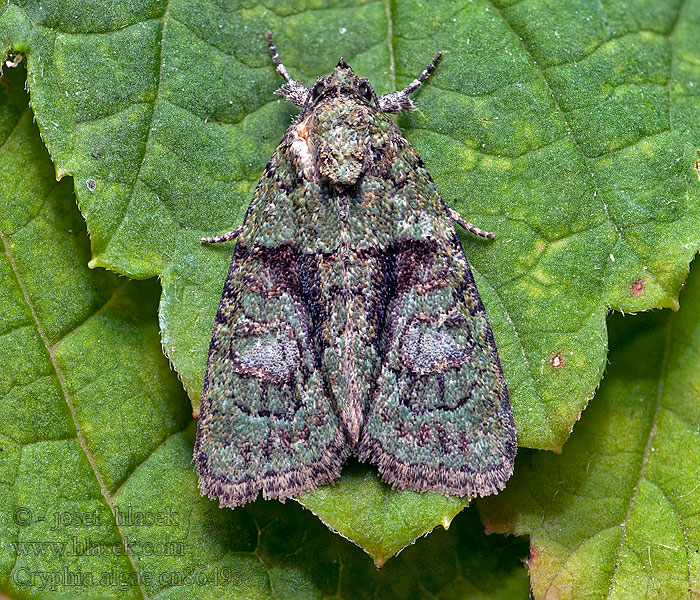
[357,136,516,499]
[194,144,348,508]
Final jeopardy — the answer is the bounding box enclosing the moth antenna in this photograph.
[266,32,310,107]
[377,52,442,113]
[266,32,293,85]
[403,51,443,96]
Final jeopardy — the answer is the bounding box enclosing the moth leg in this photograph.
[266,32,309,107]
[201,224,244,244]
[377,52,443,113]
[446,205,495,239]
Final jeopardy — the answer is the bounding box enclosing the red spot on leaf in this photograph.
[630,278,644,296]
[527,545,540,569]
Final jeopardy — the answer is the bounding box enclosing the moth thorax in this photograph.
[313,100,369,187]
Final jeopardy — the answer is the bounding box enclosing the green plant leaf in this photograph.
[480,259,700,598]
[298,461,468,568]
[1,0,700,561]
[0,62,530,598]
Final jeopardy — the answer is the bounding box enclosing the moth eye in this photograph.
[310,82,324,101]
[358,82,373,102]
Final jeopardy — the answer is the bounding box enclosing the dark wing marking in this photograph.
[194,137,348,507]
[357,127,516,499]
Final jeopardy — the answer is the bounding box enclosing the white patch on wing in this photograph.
[231,323,301,384]
[290,116,315,179]
[399,315,472,375]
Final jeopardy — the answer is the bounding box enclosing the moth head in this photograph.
[304,60,378,110]
[304,60,378,188]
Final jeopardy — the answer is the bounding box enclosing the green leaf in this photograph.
[480,259,700,598]
[1,0,700,561]
[298,461,468,568]
[0,61,530,598]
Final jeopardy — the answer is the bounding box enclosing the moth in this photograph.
[194,34,516,507]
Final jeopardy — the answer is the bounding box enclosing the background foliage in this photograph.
[0,0,699,597]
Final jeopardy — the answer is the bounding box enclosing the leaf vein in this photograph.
[101,0,173,265]
[0,231,149,599]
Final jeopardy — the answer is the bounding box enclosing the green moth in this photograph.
[194,34,516,507]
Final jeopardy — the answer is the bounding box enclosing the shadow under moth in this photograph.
[194,34,517,508]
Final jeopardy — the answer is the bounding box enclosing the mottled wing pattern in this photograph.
[194,140,348,508]
[357,125,516,499]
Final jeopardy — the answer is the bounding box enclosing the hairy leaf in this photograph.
[0,61,530,598]
[1,0,700,563]
[481,261,700,598]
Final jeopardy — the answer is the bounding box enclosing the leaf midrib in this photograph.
[384,0,396,91]
[0,229,149,597]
